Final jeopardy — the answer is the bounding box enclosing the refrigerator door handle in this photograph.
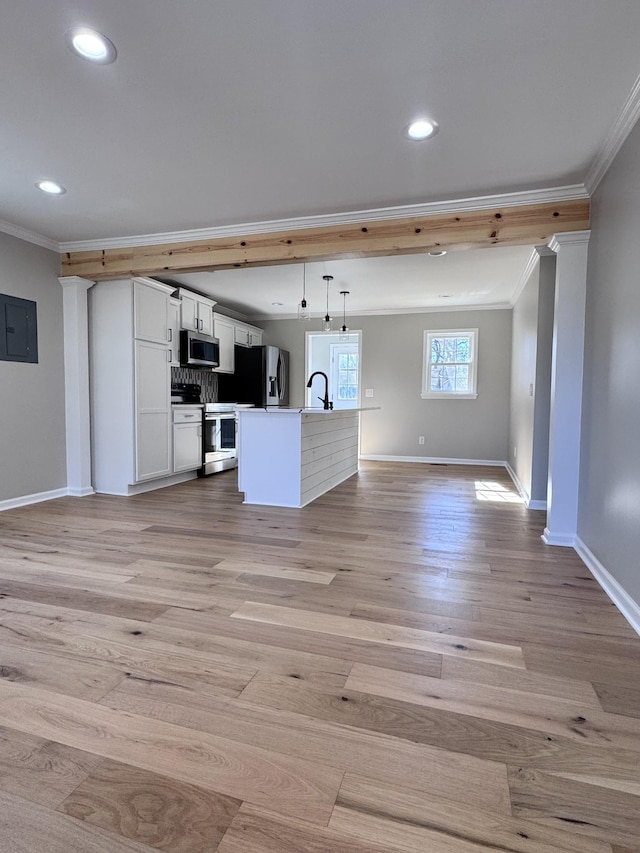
[277,353,286,402]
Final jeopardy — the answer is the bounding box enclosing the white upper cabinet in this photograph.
[168,297,181,366]
[177,288,216,336]
[213,313,235,373]
[133,278,171,343]
[234,321,263,347]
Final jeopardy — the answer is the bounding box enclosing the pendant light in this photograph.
[322,275,333,332]
[339,290,350,341]
[297,264,310,321]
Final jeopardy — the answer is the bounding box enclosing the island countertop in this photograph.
[236,406,380,414]
[236,406,378,507]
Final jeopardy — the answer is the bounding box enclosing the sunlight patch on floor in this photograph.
[474,480,523,503]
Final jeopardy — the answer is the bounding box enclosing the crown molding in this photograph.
[547,230,591,253]
[249,302,513,322]
[58,184,590,253]
[585,71,640,194]
[0,218,59,252]
[509,248,541,307]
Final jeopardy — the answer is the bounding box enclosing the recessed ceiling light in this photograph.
[271,302,283,307]
[429,250,447,257]
[35,180,66,195]
[406,118,439,141]
[66,27,117,64]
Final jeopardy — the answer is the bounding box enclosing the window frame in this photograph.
[421,328,478,400]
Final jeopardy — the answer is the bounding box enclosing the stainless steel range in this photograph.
[201,402,238,475]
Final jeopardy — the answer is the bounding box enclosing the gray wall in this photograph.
[261,308,512,461]
[579,117,640,605]
[530,256,555,503]
[0,233,66,501]
[508,254,554,504]
[508,260,540,495]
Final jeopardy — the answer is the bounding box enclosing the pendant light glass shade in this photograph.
[297,264,310,321]
[339,290,350,341]
[322,275,333,332]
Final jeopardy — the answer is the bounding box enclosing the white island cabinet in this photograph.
[237,407,378,507]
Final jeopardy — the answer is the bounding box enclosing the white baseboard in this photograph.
[542,527,576,547]
[505,463,547,511]
[359,454,506,467]
[0,487,71,512]
[527,499,547,511]
[575,537,640,637]
[67,486,95,497]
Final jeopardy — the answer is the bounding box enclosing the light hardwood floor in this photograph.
[0,461,639,852]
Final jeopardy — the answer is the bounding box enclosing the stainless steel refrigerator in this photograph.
[218,345,290,407]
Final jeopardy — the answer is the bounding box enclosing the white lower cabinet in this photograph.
[173,408,203,472]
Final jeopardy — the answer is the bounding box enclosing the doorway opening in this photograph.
[305,331,362,410]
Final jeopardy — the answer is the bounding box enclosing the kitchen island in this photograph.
[237,407,377,507]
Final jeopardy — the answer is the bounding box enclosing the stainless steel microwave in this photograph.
[179,330,220,368]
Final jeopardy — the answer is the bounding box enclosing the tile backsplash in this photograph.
[171,366,218,402]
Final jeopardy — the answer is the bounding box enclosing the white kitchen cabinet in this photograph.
[177,288,215,336]
[134,279,170,343]
[89,276,178,495]
[135,339,171,481]
[172,408,203,473]
[168,297,181,366]
[234,321,263,347]
[213,313,235,373]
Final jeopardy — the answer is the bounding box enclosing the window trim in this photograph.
[421,328,478,400]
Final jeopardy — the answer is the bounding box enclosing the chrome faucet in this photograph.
[306,371,333,410]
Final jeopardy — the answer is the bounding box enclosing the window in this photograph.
[329,341,360,409]
[422,328,477,399]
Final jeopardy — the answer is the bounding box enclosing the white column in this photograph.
[59,276,96,496]
[542,231,590,546]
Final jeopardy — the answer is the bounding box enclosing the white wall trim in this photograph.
[506,462,530,503]
[359,454,506,466]
[510,248,540,307]
[542,528,576,547]
[542,231,590,547]
[585,71,640,195]
[547,230,591,252]
[575,537,640,637]
[59,185,590,253]
[250,302,513,322]
[59,276,96,497]
[0,219,59,252]
[505,463,547,510]
[0,488,72,512]
[527,499,547,511]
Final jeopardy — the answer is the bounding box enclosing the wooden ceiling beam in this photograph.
[60,199,590,280]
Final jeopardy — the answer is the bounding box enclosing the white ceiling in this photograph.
[2,1,640,316]
[165,246,534,319]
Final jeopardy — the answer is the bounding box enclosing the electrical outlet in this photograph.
[419,436,425,445]
[365,388,374,398]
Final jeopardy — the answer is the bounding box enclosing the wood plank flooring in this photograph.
[0,461,639,852]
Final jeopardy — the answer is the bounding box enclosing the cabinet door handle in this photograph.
[168,328,172,342]
[167,350,171,362]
